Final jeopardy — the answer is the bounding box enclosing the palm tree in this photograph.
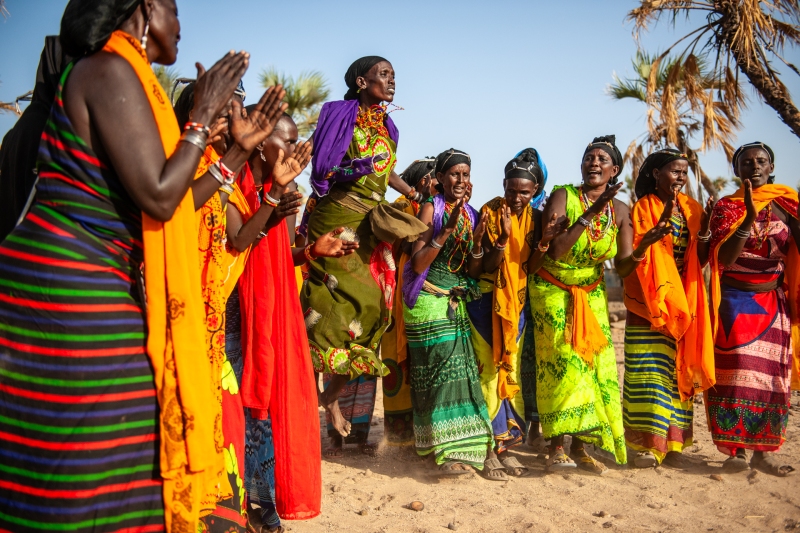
[258,68,330,137]
[609,51,744,200]
[153,65,183,102]
[628,1,800,140]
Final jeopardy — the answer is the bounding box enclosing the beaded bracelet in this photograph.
[180,130,207,152]
[537,241,550,252]
[219,162,236,185]
[184,122,211,136]
[261,191,279,208]
[304,242,318,262]
[577,217,591,227]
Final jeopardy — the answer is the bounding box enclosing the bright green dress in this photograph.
[528,185,627,464]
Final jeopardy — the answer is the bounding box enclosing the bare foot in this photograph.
[325,435,343,458]
[319,391,351,437]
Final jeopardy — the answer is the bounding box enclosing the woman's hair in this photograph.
[634,149,688,200]
[400,158,436,189]
[60,0,142,58]
[343,56,389,101]
[504,148,544,188]
[172,81,195,127]
[584,135,623,185]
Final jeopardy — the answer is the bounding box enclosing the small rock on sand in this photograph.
[447,523,458,531]
[593,511,608,518]
[407,501,424,511]
[710,474,724,482]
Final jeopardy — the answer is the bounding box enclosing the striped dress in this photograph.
[623,210,693,462]
[0,65,164,531]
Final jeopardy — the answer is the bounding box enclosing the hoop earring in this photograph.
[258,145,266,162]
[141,18,151,51]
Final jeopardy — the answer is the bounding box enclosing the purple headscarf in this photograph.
[309,100,399,197]
[402,194,478,309]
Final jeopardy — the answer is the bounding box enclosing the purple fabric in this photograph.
[309,100,399,198]
[330,153,389,184]
[402,195,478,309]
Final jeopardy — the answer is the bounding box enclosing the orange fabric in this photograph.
[708,184,800,389]
[221,182,251,299]
[103,31,220,532]
[482,198,534,401]
[537,268,605,366]
[624,193,715,400]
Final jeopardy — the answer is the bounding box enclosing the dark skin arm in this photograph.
[66,51,248,221]
[697,197,714,266]
[389,170,412,197]
[289,227,359,267]
[482,203,512,274]
[528,211,571,275]
[718,179,758,267]
[411,199,483,276]
[612,200,638,278]
[467,212,488,280]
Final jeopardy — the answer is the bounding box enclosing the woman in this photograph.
[402,148,494,475]
[0,1,287,530]
[621,149,716,469]
[467,148,567,479]
[225,112,358,532]
[299,56,426,437]
[382,158,437,446]
[708,142,799,476]
[531,135,631,474]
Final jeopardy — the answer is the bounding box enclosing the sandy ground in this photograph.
[287,305,800,533]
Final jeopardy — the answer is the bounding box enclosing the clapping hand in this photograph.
[473,211,489,247]
[499,202,512,243]
[312,227,360,258]
[229,85,288,153]
[443,199,464,234]
[192,51,249,126]
[541,213,570,246]
[272,141,313,188]
[639,190,675,248]
[273,191,303,220]
[744,179,757,221]
[588,182,623,215]
[701,196,714,235]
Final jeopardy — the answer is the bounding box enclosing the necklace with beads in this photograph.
[443,201,473,273]
[579,187,616,261]
[751,202,773,249]
[669,202,686,246]
[355,104,389,148]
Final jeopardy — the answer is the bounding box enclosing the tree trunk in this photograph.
[717,1,800,140]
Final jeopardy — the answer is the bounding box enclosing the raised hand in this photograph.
[473,211,489,246]
[206,115,228,146]
[499,202,512,243]
[313,227,360,258]
[229,85,288,153]
[701,196,714,235]
[588,182,623,215]
[541,213,570,245]
[273,191,303,220]
[273,141,313,188]
[639,206,673,248]
[744,179,757,221]
[443,199,464,233]
[192,51,249,127]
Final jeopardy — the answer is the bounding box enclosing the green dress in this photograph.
[528,185,627,464]
[403,200,493,469]
[302,122,396,377]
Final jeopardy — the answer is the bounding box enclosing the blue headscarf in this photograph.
[513,148,548,208]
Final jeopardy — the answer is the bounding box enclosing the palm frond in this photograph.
[258,67,330,137]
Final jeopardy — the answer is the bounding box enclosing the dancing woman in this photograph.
[0,0,286,530]
[467,148,566,479]
[531,136,631,474]
[621,149,716,469]
[299,56,426,437]
[707,142,799,476]
[403,148,494,476]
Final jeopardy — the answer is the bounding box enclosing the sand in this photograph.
[287,312,800,533]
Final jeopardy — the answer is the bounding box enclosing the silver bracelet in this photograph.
[631,251,645,262]
[219,184,235,195]
[258,230,267,238]
[495,241,507,250]
[207,163,224,185]
[696,230,712,242]
[264,192,281,206]
[471,247,485,259]
[429,238,444,249]
[180,130,207,152]
[735,227,751,238]
[577,216,591,227]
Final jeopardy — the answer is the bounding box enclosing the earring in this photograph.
[357,87,362,94]
[141,18,150,51]
[258,146,266,162]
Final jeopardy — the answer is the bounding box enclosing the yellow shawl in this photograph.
[104,31,219,532]
[624,193,715,400]
[708,184,800,389]
[482,197,534,400]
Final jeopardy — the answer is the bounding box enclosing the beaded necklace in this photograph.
[443,201,474,273]
[751,202,773,250]
[669,203,686,247]
[355,104,389,147]
[579,187,617,260]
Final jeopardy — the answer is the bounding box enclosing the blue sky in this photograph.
[1,0,798,207]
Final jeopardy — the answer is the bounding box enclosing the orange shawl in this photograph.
[624,193,715,400]
[103,32,220,532]
[708,184,800,389]
[482,198,534,400]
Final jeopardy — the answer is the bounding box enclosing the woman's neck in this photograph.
[655,187,673,205]
[249,158,264,187]
[581,183,606,203]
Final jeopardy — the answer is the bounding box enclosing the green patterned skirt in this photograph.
[528,272,627,464]
[403,292,493,469]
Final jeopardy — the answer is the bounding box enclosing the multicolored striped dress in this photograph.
[623,209,694,462]
[0,64,164,531]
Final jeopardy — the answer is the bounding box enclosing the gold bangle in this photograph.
[304,242,318,262]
